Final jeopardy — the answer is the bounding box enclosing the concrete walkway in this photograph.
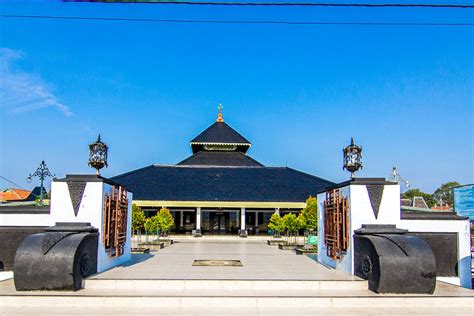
[94,238,357,281]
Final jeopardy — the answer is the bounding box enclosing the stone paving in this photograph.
[93,238,358,281]
[1,238,473,315]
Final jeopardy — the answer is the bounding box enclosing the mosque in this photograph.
[112,108,333,235]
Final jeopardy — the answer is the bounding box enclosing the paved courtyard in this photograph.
[92,238,358,281]
[1,238,473,315]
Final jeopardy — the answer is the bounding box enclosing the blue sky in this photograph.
[0,1,473,194]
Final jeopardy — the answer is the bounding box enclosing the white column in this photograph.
[241,208,246,231]
[255,211,259,226]
[196,207,201,230]
[275,208,280,215]
[180,211,184,227]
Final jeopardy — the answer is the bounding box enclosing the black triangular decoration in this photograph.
[67,181,86,216]
[367,185,384,219]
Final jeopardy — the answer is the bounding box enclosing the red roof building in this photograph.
[0,188,31,202]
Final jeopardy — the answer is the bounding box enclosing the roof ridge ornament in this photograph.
[216,103,224,122]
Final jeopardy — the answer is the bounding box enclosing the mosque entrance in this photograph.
[209,212,229,234]
[201,210,239,235]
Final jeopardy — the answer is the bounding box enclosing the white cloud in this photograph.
[0,48,72,117]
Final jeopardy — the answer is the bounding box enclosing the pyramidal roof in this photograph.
[190,121,251,146]
[111,106,335,201]
[189,106,252,155]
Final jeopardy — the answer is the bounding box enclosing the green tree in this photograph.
[296,213,306,233]
[300,196,318,231]
[132,204,146,232]
[282,213,299,244]
[401,189,437,208]
[144,215,159,234]
[433,182,461,206]
[157,207,175,236]
[268,213,284,236]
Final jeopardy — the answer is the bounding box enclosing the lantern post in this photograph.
[88,134,108,175]
[343,137,363,179]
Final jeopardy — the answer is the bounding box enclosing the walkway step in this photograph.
[1,295,473,309]
[2,279,473,311]
[85,279,369,291]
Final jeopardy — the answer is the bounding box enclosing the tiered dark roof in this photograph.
[112,165,333,202]
[190,121,251,154]
[112,113,334,203]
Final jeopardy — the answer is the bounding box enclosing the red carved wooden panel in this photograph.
[103,185,128,257]
[324,189,349,260]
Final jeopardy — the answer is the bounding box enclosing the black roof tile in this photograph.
[178,151,264,167]
[191,122,251,145]
[112,165,334,203]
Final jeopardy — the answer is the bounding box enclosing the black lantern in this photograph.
[88,134,108,175]
[343,137,362,179]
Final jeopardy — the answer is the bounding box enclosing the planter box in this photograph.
[278,243,298,250]
[139,242,165,250]
[131,247,150,254]
[295,247,318,255]
[267,239,285,246]
[160,239,174,247]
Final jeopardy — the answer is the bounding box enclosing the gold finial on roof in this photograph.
[216,103,224,122]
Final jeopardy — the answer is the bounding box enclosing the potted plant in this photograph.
[301,196,318,237]
[142,214,163,249]
[267,213,285,245]
[157,207,175,246]
[295,196,318,254]
[131,204,147,251]
[279,213,301,250]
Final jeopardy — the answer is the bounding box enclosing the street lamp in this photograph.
[390,166,410,188]
[88,134,108,175]
[27,160,55,207]
[343,137,363,179]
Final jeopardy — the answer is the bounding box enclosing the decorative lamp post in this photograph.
[27,160,55,207]
[88,134,108,175]
[390,166,410,188]
[343,137,363,179]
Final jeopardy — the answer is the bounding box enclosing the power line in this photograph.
[1,14,472,26]
[64,1,474,9]
[0,176,27,190]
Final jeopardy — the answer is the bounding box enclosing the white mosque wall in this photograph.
[50,180,132,272]
[317,179,471,289]
[1,177,132,273]
[318,182,400,275]
[0,213,52,227]
[398,218,472,289]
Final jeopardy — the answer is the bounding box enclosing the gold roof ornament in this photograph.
[216,103,224,122]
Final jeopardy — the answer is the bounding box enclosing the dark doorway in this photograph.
[209,212,229,234]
